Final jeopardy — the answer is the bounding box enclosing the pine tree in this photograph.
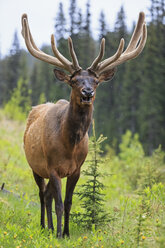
[73,121,109,229]
[120,58,141,135]
[114,5,127,38]
[95,6,128,151]
[138,0,165,153]
[99,11,107,40]
[2,31,21,102]
[94,11,116,146]
[113,6,128,147]
[84,0,91,36]
[77,8,83,33]
[69,0,78,35]
[54,2,71,67]
[54,2,67,41]
[30,62,42,105]
[118,21,143,136]
[19,51,29,81]
[80,0,96,68]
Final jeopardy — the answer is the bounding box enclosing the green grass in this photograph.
[0,110,165,248]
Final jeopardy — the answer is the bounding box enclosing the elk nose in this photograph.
[81,88,94,97]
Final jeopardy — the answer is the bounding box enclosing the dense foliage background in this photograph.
[0,0,164,154]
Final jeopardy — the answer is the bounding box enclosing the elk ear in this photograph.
[54,69,70,84]
[98,68,117,83]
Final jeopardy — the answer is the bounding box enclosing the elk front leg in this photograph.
[44,181,54,231]
[49,171,63,238]
[63,169,80,237]
[33,171,45,229]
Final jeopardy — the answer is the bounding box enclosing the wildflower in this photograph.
[142,235,146,240]
[120,240,124,244]
[29,235,33,240]
[14,234,17,239]
[4,231,7,235]
[22,239,26,243]
[83,236,88,240]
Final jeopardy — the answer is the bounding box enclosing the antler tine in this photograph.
[22,14,81,74]
[22,14,66,69]
[68,37,81,71]
[124,12,145,54]
[88,12,147,75]
[51,34,74,73]
[21,14,26,38]
[88,38,105,71]
[88,38,125,74]
[22,14,42,52]
[97,38,125,73]
[51,35,81,73]
[100,23,147,73]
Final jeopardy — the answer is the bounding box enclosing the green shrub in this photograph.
[4,77,31,121]
[118,130,145,190]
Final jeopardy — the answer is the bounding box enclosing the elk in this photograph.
[22,12,147,237]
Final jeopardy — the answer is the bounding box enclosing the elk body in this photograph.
[22,13,147,237]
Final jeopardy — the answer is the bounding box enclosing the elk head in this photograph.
[21,12,147,107]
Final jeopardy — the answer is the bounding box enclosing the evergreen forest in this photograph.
[0,0,165,155]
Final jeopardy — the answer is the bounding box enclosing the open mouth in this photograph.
[81,96,93,104]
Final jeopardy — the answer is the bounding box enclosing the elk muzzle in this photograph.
[81,88,95,105]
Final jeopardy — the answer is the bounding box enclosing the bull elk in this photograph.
[22,12,147,237]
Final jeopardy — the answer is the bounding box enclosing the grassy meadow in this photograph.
[0,109,165,248]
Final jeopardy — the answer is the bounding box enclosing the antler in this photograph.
[21,14,81,74]
[88,12,147,75]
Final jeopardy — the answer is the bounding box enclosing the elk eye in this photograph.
[71,80,76,85]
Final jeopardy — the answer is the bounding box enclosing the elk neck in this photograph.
[62,93,93,147]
